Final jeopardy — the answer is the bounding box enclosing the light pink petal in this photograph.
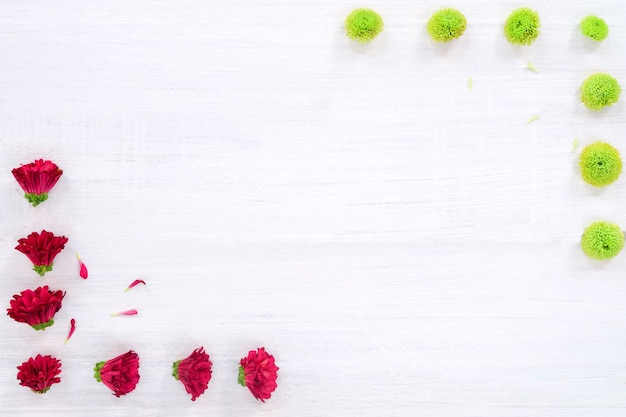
[124,279,146,292]
[111,309,138,316]
[76,253,88,279]
[64,318,76,345]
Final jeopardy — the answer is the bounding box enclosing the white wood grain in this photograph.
[1,1,626,416]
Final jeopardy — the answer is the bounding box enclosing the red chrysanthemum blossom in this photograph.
[15,230,69,276]
[17,354,62,394]
[12,159,63,207]
[7,286,66,330]
[172,347,213,401]
[238,347,279,402]
[94,350,140,397]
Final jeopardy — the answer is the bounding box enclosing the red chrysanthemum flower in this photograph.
[94,350,140,397]
[17,354,62,394]
[238,347,279,402]
[15,230,69,276]
[12,159,63,207]
[172,347,213,401]
[7,286,66,330]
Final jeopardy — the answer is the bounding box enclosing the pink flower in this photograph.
[238,347,279,402]
[15,230,68,276]
[17,354,62,393]
[7,286,66,330]
[94,350,140,397]
[12,159,63,206]
[172,347,213,401]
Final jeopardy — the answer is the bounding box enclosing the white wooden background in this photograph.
[1,1,626,416]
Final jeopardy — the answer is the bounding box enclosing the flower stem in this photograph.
[237,366,246,387]
[25,193,48,207]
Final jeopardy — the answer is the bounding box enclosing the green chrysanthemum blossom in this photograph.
[427,8,467,43]
[345,8,383,43]
[579,142,622,187]
[581,73,621,110]
[504,8,540,45]
[581,221,624,260]
[580,15,608,41]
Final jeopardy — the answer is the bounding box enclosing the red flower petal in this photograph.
[238,347,279,402]
[17,354,62,393]
[76,253,88,279]
[111,309,138,316]
[124,279,146,292]
[64,318,76,345]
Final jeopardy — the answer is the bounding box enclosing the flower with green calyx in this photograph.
[581,221,624,260]
[581,73,621,110]
[579,142,622,187]
[504,8,540,45]
[427,8,467,43]
[7,286,65,330]
[345,8,383,43]
[580,15,608,41]
[172,347,213,401]
[94,351,140,397]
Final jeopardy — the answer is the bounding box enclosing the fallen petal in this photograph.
[125,280,146,292]
[111,309,138,316]
[76,253,88,279]
[64,318,76,345]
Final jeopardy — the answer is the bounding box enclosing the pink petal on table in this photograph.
[76,252,88,279]
[124,279,146,292]
[111,309,138,316]
[64,318,76,345]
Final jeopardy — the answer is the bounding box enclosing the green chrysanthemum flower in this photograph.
[427,8,467,43]
[581,221,624,260]
[345,8,383,43]
[581,73,621,110]
[579,142,622,187]
[580,15,608,41]
[504,8,540,45]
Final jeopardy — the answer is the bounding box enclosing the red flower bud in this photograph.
[172,347,213,401]
[7,286,66,330]
[11,159,63,206]
[94,350,140,397]
[17,354,62,393]
[238,347,279,402]
[15,230,68,276]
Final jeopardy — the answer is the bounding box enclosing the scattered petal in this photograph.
[467,77,473,90]
[527,114,539,124]
[125,279,146,292]
[526,61,538,74]
[111,309,138,316]
[572,138,580,152]
[64,318,76,345]
[76,253,88,279]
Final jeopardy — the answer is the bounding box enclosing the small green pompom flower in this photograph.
[427,8,467,43]
[581,73,621,110]
[581,221,624,260]
[345,8,383,43]
[579,142,622,187]
[580,15,608,41]
[504,8,540,45]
